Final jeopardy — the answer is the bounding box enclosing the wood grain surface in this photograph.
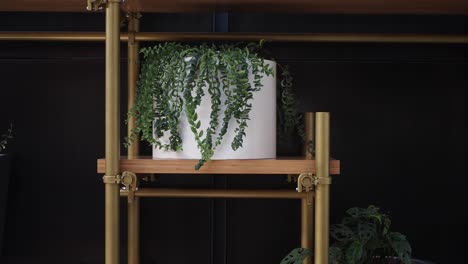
[97,156,340,174]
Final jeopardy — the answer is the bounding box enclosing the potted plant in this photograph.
[328,205,412,264]
[0,123,13,253]
[281,205,412,264]
[128,42,286,169]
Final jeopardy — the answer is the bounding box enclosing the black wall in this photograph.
[0,13,465,264]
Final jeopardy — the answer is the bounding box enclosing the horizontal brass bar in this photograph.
[1,32,467,44]
[120,188,308,199]
[135,32,468,44]
[0,32,107,41]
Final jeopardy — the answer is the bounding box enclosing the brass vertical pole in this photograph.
[128,189,140,264]
[127,13,140,264]
[301,199,313,264]
[301,112,314,264]
[314,112,330,264]
[105,2,121,264]
[127,14,140,158]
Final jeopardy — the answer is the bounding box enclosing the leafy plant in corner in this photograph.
[0,123,13,153]
[329,205,412,264]
[127,42,274,169]
[280,205,412,264]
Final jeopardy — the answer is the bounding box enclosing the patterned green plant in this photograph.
[280,206,412,264]
[329,205,412,264]
[280,248,310,264]
[127,42,274,169]
[0,123,13,153]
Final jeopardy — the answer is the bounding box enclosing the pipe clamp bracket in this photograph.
[297,173,332,192]
[121,171,138,203]
[315,176,332,185]
[102,174,121,184]
[87,0,122,11]
[87,0,105,11]
[297,173,314,192]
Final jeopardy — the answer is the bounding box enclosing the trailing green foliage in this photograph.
[280,206,411,264]
[127,42,274,169]
[278,65,300,133]
[0,123,13,153]
[277,65,313,154]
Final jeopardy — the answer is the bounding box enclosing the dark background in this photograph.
[0,12,465,264]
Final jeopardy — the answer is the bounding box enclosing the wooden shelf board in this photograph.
[1,0,467,14]
[97,156,340,175]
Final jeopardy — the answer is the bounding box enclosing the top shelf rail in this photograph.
[1,32,467,44]
[1,0,468,14]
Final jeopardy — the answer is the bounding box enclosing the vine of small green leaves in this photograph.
[127,42,274,169]
[277,65,313,154]
[0,123,13,153]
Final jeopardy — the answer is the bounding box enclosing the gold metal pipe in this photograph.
[135,32,468,44]
[105,2,120,264]
[0,31,107,41]
[120,188,308,199]
[127,12,140,264]
[128,197,140,264]
[1,32,468,44]
[105,183,120,264]
[301,198,313,264]
[314,112,330,264]
[127,13,140,264]
[127,17,140,158]
[301,112,314,264]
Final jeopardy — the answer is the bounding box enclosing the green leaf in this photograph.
[383,217,391,236]
[347,207,365,218]
[357,222,376,242]
[280,248,310,264]
[330,224,354,242]
[329,246,344,264]
[387,232,412,264]
[345,240,364,264]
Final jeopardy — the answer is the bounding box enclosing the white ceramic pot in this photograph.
[153,59,276,160]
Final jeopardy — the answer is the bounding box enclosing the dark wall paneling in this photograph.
[229,14,468,34]
[0,13,216,264]
[0,56,106,262]
[279,59,466,263]
[0,12,213,33]
[226,199,300,264]
[0,12,105,31]
[139,13,213,32]
[0,13,466,264]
